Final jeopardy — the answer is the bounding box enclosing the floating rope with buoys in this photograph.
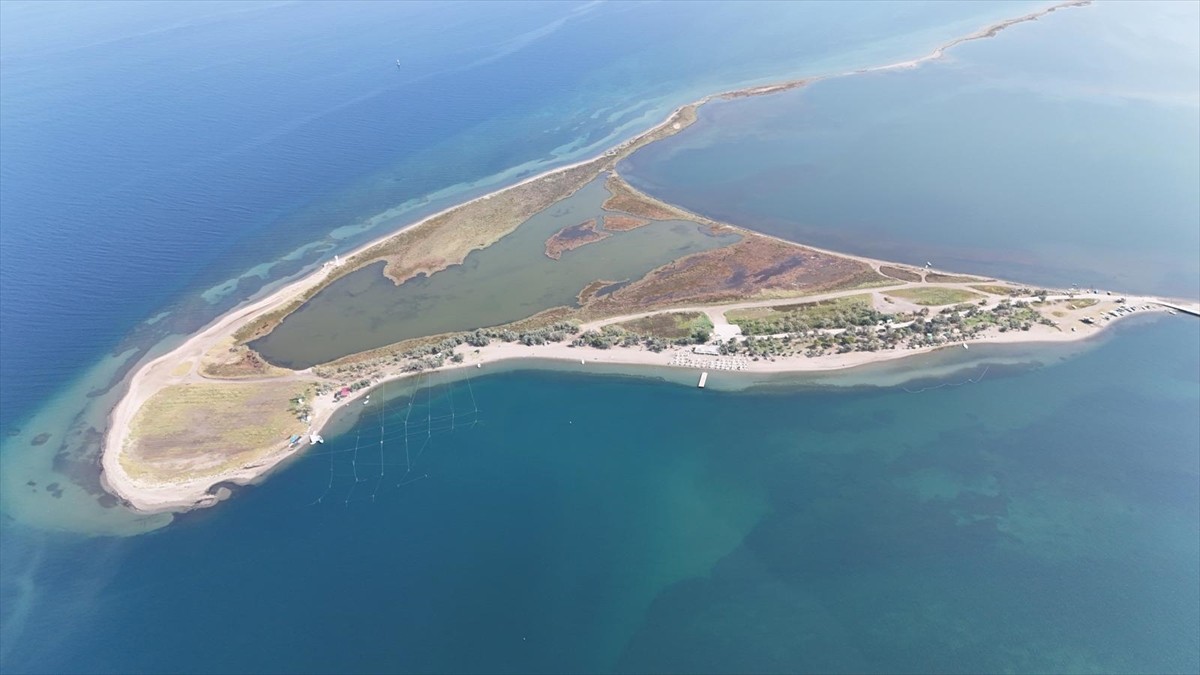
[902,365,989,394]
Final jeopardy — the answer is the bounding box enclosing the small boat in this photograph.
[395,59,402,70]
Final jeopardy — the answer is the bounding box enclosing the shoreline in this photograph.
[102,290,1191,515]
[100,0,1143,515]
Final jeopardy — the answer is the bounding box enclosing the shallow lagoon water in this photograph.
[252,178,737,368]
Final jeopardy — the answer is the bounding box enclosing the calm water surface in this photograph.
[621,1,1200,296]
[2,2,1197,673]
[2,318,1197,673]
[0,0,1037,532]
[251,178,737,368]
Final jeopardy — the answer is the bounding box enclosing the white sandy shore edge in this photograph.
[103,295,1191,515]
[101,0,1104,513]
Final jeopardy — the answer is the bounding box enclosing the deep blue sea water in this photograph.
[2,2,1198,673]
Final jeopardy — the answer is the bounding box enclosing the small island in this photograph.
[545,219,610,259]
[100,0,1195,515]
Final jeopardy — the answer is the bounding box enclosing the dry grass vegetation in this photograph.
[601,214,651,231]
[122,381,310,482]
[365,158,609,285]
[601,174,697,221]
[545,219,610,260]
[616,312,712,340]
[886,287,983,306]
[726,294,873,323]
[577,280,621,305]
[585,235,887,315]
[927,272,988,283]
[879,265,923,282]
[232,109,708,347]
[971,284,1019,296]
[719,79,811,100]
[201,337,290,379]
[233,157,609,344]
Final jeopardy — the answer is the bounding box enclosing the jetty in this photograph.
[1152,299,1200,318]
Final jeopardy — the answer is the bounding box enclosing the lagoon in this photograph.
[251,177,737,369]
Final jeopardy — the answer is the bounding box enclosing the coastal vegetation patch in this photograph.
[232,157,610,345]
[601,214,651,232]
[314,307,580,376]
[971,284,1020,296]
[232,107,708,348]
[886,288,983,306]
[544,219,610,260]
[122,381,312,482]
[585,236,887,315]
[926,272,988,284]
[577,280,622,305]
[201,338,290,379]
[879,265,924,282]
[602,174,698,222]
[727,295,877,335]
[616,312,713,341]
[716,296,1055,360]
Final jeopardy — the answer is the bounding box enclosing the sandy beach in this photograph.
[100,0,1169,516]
[101,281,1191,515]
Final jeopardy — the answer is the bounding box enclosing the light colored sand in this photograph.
[103,283,1185,513]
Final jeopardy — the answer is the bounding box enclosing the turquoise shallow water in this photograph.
[2,318,1196,673]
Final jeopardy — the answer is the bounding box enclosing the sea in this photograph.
[1,2,1196,673]
[620,1,1200,297]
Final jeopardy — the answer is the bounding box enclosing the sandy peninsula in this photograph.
[100,0,1200,516]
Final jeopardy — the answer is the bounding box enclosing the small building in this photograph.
[692,345,721,356]
[338,386,351,398]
